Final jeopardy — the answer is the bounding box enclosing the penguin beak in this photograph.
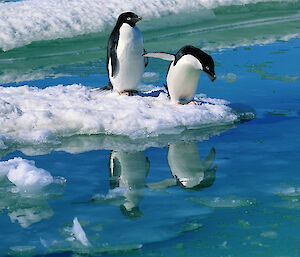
[206,72,216,82]
[212,74,216,82]
[134,16,142,23]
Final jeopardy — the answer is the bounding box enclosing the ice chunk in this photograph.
[0,163,9,180]
[9,246,36,256]
[3,158,53,192]
[221,73,238,83]
[0,0,288,51]
[72,217,90,247]
[189,195,256,208]
[0,84,252,150]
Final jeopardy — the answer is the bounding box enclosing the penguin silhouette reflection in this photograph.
[168,142,217,190]
[148,142,217,190]
[109,151,150,218]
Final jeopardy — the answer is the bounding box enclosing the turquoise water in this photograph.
[0,0,300,256]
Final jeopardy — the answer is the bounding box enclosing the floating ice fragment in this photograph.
[3,157,53,192]
[0,163,9,180]
[221,73,238,83]
[260,231,278,239]
[275,186,300,197]
[188,195,256,208]
[180,222,203,233]
[9,245,36,256]
[280,75,298,82]
[142,72,161,83]
[72,217,90,247]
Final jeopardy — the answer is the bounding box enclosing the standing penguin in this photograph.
[105,12,148,95]
[144,45,216,104]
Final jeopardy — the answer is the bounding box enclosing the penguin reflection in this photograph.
[109,151,150,218]
[169,142,217,190]
[148,142,217,190]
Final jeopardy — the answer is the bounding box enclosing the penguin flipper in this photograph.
[144,49,149,67]
[110,47,118,77]
[164,83,170,97]
[143,52,175,62]
[203,147,216,170]
[107,33,119,78]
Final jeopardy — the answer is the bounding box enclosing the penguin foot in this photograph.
[97,81,113,91]
[188,100,200,105]
[119,90,139,96]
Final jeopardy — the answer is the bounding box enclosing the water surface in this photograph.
[0,0,300,256]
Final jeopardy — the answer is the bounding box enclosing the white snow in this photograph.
[0,0,289,51]
[0,84,248,150]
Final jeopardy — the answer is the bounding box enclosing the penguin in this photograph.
[143,45,216,104]
[104,12,148,95]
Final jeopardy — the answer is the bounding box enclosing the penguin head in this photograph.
[175,45,216,82]
[117,12,142,27]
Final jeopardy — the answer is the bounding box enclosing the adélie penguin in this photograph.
[104,12,148,95]
[143,45,216,104]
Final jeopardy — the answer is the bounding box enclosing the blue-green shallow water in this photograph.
[0,2,300,256]
[0,38,299,256]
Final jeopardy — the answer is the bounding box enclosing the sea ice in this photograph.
[189,195,256,208]
[1,157,54,192]
[0,0,284,51]
[71,217,90,247]
[0,84,252,151]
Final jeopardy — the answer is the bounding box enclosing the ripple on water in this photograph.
[188,195,256,208]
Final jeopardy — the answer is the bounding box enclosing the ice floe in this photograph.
[1,158,53,193]
[0,84,255,153]
[0,0,287,51]
[71,217,90,247]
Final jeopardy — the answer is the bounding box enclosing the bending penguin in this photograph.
[144,45,216,104]
[104,12,148,95]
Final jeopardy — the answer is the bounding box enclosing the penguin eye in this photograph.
[127,17,131,21]
[206,66,210,70]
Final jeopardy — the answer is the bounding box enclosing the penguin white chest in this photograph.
[167,55,202,104]
[111,24,144,92]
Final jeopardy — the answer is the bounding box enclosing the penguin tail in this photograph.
[99,81,113,91]
[164,83,170,97]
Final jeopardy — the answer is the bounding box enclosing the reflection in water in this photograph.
[0,123,239,159]
[108,151,150,218]
[0,174,65,228]
[8,197,53,228]
[92,142,216,218]
[91,150,150,218]
[168,142,217,190]
[147,142,217,191]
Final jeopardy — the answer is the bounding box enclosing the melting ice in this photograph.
[0,157,53,192]
[0,0,285,51]
[0,84,252,150]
